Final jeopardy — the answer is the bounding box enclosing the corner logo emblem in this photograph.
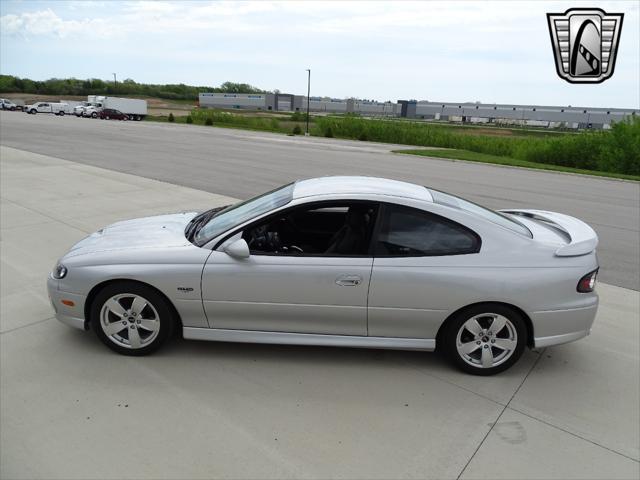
[547,8,624,83]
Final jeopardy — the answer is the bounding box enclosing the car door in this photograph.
[367,203,482,339]
[201,201,378,336]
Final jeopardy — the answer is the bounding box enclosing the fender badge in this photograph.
[177,287,194,292]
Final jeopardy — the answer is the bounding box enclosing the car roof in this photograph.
[292,176,433,202]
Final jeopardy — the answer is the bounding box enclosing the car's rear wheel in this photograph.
[91,112,98,118]
[91,282,175,356]
[442,304,526,375]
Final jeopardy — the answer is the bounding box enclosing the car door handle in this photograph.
[335,275,363,286]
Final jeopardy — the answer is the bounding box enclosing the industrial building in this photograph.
[406,101,637,129]
[199,93,398,116]
[198,92,637,129]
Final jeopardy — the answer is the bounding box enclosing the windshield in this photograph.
[428,188,532,237]
[194,183,294,245]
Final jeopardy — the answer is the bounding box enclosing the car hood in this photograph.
[64,212,198,258]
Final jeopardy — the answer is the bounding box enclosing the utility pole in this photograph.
[113,73,117,90]
[305,69,311,136]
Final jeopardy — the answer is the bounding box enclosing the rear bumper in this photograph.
[532,301,598,348]
[47,277,88,331]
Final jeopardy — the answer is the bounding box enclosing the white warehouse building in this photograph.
[198,93,637,129]
[198,93,399,116]
[408,101,638,130]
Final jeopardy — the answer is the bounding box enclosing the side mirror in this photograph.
[223,238,250,259]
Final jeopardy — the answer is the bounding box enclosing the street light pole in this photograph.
[113,73,117,90]
[305,69,311,136]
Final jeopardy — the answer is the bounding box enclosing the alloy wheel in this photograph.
[100,293,160,349]
[455,313,518,369]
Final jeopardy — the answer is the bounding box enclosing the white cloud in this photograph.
[0,7,112,37]
[0,1,637,107]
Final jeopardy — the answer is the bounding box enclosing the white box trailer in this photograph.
[87,96,147,120]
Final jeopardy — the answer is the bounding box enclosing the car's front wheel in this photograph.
[91,282,175,356]
[442,304,526,375]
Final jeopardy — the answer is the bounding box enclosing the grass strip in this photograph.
[394,149,640,182]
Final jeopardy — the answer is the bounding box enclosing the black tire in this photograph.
[105,116,110,120]
[59,111,65,116]
[91,281,176,356]
[91,112,98,118]
[442,303,527,376]
[30,109,36,114]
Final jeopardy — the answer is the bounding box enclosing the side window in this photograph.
[375,204,480,256]
[242,202,378,256]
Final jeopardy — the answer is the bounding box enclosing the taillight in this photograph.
[577,269,598,293]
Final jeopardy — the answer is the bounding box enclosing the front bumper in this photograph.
[47,277,88,331]
[532,301,598,348]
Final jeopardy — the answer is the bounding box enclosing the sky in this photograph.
[1,1,638,108]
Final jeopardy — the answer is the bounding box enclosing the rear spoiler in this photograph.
[499,209,598,257]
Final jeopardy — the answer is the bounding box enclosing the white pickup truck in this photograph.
[24,102,71,115]
[0,98,19,111]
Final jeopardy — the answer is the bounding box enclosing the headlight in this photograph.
[52,263,67,279]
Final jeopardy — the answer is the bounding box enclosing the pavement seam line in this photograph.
[455,348,546,480]
[507,405,640,464]
[399,358,507,407]
[0,144,226,198]
[0,196,92,235]
[0,317,55,336]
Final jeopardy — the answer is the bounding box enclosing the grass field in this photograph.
[395,149,640,181]
[313,116,639,177]
[143,109,639,180]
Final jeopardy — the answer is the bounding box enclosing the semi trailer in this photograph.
[86,96,147,120]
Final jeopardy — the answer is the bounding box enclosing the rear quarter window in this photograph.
[429,188,532,238]
[376,204,480,256]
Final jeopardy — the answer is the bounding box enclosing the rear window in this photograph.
[428,188,532,237]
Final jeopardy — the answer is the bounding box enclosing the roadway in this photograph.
[1,111,638,290]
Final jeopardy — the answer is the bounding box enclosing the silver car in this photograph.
[47,176,599,375]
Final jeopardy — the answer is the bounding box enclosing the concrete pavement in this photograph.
[1,146,638,479]
[0,111,638,290]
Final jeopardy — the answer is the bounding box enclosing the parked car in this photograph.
[99,108,129,120]
[47,177,599,375]
[0,98,18,111]
[24,102,70,115]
